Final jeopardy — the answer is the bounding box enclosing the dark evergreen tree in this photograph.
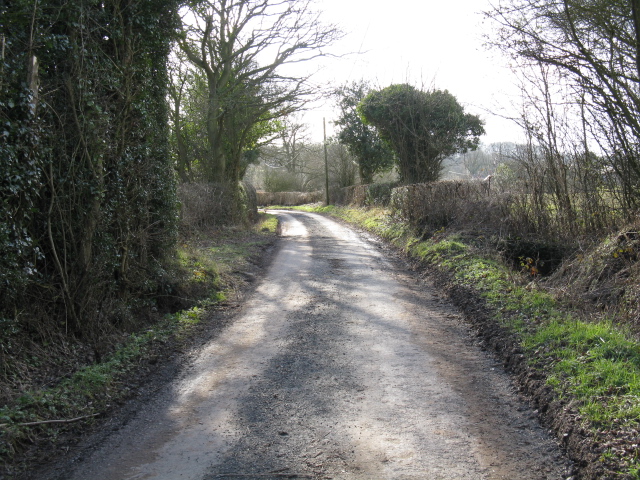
[333,81,394,184]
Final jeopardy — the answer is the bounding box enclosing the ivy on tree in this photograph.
[359,84,485,184]
[0,0,180,336]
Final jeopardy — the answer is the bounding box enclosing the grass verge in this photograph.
[0,213,278,476]
[291,204,640,478]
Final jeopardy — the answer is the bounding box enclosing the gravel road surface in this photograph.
[54,210,573,479]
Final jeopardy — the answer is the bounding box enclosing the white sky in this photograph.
[302,0,526,145]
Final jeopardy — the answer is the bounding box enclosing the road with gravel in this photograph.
[50,210,573,479]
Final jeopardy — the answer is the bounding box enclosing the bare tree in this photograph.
[486,0,640,208]
[279,116,311,175]
[179,0,342,185]
[327,140,358,189]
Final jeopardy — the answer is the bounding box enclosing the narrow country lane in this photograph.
[53,211,572,480]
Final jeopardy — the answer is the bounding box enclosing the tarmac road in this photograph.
[55,210,573,480]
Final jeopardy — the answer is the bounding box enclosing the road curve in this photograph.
[56,210,572,479]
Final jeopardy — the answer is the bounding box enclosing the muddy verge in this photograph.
[425,265,629,480]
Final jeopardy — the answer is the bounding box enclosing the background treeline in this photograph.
[327,0,640,265]
[478,0,640,244]
[244,129,369,199]
[1,0,180,351]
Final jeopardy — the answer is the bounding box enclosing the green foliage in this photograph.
[235,181,259,225]
[0,0,180,336]
[0,2,46,306]
[528,319,640,429]
[259,214,279,234]
[359,84,485,184]
[333,81,395,184]
[365,182,398,206]
[168,62,209,181]
[293,205,411,242]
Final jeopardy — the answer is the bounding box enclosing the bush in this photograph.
[366,182,397,206]
[179,182,235,230]
[240,181,259,224]
[342,185,368,206]
[390,180,497,235]
[341,182,398,207]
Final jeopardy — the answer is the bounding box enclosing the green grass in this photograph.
[528,320,640,425]
[175,212,278,298]
[259,213,279,233]
[286,204,412,242]
[302,204,640,476]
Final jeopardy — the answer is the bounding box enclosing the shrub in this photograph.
[390,180,497,234]
[178,182,234,230]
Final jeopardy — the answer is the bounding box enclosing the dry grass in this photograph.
[547,223,640,330]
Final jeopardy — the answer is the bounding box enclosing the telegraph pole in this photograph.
[323,117,330,205]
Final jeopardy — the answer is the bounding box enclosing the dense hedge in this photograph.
[0,0,180,338]
[342,182,398,207]
[390,181,495,232]
[256,190,323,206]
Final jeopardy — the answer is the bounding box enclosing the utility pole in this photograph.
[323,118,330,205]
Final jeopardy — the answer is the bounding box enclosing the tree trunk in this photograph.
[172,92,190,182]
[360,162,373,184]
[206,87,226,183]
[176,129,190,182]
[631,0,640,82]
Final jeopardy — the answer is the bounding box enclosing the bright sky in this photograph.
[303,0,526,145]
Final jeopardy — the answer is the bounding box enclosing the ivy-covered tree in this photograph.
[170,54,283,185]
[333,81,394,184]
[359,84,485,184]
[1,0,180,338]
